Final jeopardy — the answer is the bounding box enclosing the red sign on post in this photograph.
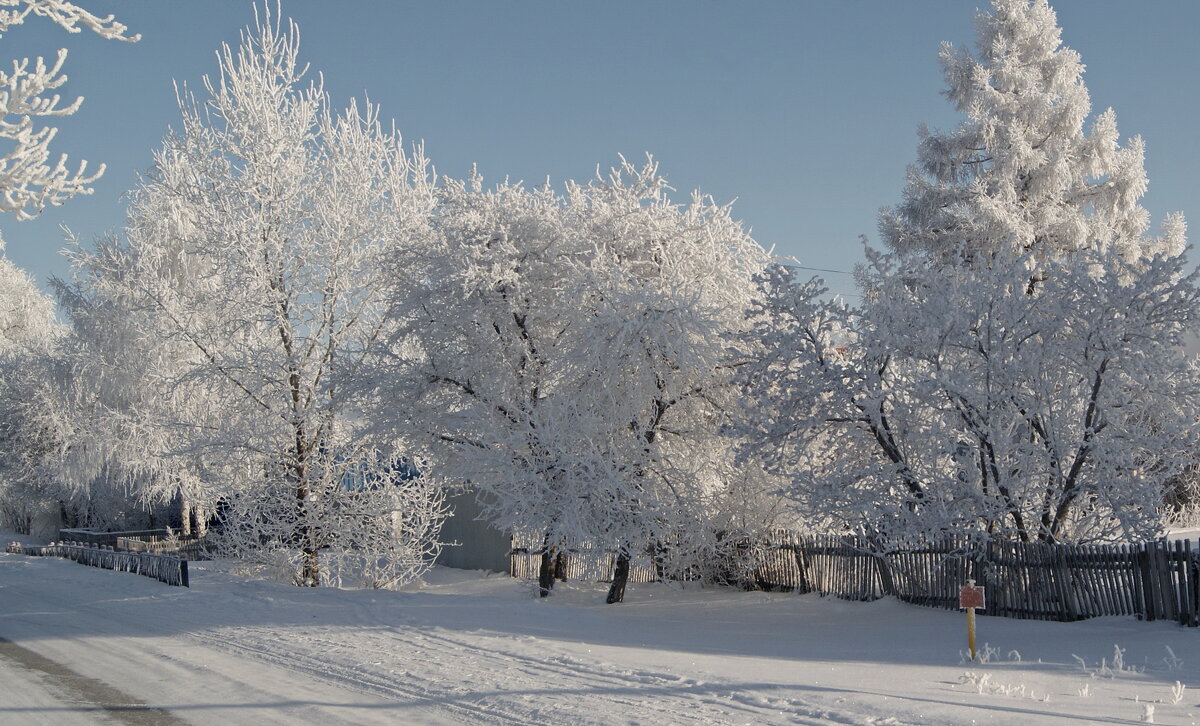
[959,583,986,609]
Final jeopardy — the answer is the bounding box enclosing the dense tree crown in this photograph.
[360,158,785,601]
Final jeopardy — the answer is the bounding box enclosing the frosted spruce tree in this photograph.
[60,8,445,587]
[879,0,1184,281]
[737,0,1199,545]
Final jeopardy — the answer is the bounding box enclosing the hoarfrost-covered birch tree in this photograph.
[60,8,445,587]
[740,247,1200,544]
[364,158,782,602]
[0,0,136,221]
[0,250,61,532]
[52,233,218,535]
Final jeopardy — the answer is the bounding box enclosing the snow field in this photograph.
[2,540,1198,725]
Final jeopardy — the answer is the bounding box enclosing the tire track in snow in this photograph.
[184,628,549,726]
[184,622,915,726]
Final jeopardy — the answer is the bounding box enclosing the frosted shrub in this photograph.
[1170,681,1186,706]
[1163,646,1184,672]
[215,459,446,589]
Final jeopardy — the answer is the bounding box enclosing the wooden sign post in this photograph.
[959,579,986,661]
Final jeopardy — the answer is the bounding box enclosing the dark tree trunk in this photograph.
[553,550,568,581]
[538,546,557,597]
[652,540,666,581]
[606,549,631,604]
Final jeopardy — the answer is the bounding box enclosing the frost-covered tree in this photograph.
[51,233,217,535]
[879,0,1184,279]
[554,160,777,602]
[0,245,52,349]
[0,243,173,536]
[364,158,780,602]
[0,0,136,221]
[741,247,1200,544]
[739,0,1199,546]
[0,249,61,533]
[61,9,444,586]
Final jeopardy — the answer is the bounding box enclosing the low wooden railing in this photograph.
[6,541,189,587]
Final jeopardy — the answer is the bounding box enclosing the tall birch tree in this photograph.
[61,8,444,586]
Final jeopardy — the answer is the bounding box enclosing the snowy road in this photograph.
[2,548,1198,725]
[0,634,187,725]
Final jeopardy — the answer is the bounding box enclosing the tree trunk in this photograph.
[538,545,557,597]
[297,484,319,587]
[180,499,192,537]
[606,549,631,604]
[553,550,568,581]
[194,503,208,538]
[652,540,666,581]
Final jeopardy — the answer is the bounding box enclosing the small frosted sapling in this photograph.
[1164,646,1184,671]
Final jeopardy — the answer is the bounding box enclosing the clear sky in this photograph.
[3,1,1197,301]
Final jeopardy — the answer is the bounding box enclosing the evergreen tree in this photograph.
[879,0,1184,278]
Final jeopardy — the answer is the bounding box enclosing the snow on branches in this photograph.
[741,246,1200,545]
[363,157,781,600]
[0,0,136,221]
[0,252,61,534]
[737,0,1200,546]
[55,7,443,587]
[879,0,1184,273]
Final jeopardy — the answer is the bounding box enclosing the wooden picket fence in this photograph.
[58,528,171,548]
[6,541,189,587]
[511,533,1200,626]
[115,535,211,560]
[509,541,658,583]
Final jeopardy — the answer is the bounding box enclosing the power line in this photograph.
[789,264,855,276]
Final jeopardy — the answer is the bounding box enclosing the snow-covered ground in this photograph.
[2,532,1198,725]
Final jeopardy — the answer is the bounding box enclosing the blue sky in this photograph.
[3,1,1197,301]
